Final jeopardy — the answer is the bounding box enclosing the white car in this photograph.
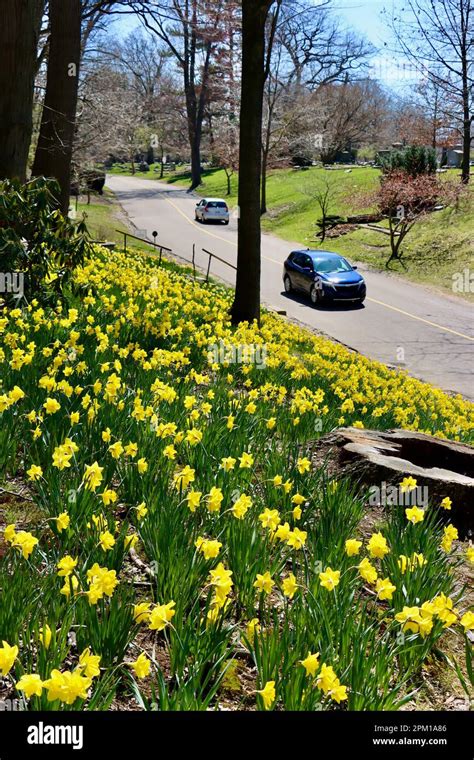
[195,198,230,224]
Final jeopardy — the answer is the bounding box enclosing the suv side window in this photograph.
[302,255,313,269]
[292,253,304,267]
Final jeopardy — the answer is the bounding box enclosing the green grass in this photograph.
[72,192,156,255]
[106,163,474,300]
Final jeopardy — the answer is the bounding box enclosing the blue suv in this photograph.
[283,249,366,306]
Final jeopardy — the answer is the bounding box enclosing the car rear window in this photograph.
[207,201,227,208]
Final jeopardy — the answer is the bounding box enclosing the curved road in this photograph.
[106,175,474,400]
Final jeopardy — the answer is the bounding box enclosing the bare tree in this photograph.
[0,0,44,181]
[388,0,473,183]
[302,176,340,243]
[130,0,234,191]
[260,1,374,212]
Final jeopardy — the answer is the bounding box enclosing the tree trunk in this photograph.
[31,0,81,214]
[226,170,232,196]
[461,95,471,185]
[261,148,268,214]
[0,0,44,182]
[230,0,273,325]
[160,147,165,179]
[189,129,202,191]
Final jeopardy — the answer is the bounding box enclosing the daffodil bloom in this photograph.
[16,673,43,699]
[0,641,18,676]
[3,524,16,543]
[232,493,252,519]
[440,524,459,553]
[395,605,434,637]
[274,522,291,541]
[315,663,338,693]
[254,571,275,595]
[375,577,396,601]
[238,451,254,469]
[368,532,390,559]
[405,506,425,524]
[130,652,151,679]
[300,652,320,677]
[163,444,177,460]
[60,575,79,599]
[83,461,104,492]
[358,558,378,585]
[124,442,138,458]
[137,458,148,474]
[345,538,362,556]
[400,476,417,493]
[133,602,151,623]
[136,502,148,520]
[57,555,78,577]
[207,486,224,513]
[195,536,222,559]
[56,512,70,532]
[42,669,91,705]
[440,496,452,510]
[282,572,298,599]
[186,490,201,512]
[296,457,311,474]
[26,464,43,481]
[432,593,457,627]
[39,625,52,649]
[319,567,341,591]
[245,618,260,642]
[467,546,474,564]
[86,563,119,604]
[78,648,101,678]
[257,680,275,710]
[221,456,236,472]
[173,465,195,490]
[460,611,474,630]
[148,601,176,631]
[43,397,61,414]
[286,527,307,550]
[99,531,116,551]
[258,508,280,530]
[12,530,38,559]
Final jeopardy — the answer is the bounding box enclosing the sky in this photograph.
[108,0,416,92]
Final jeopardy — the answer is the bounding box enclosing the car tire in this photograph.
[223,220,229,225]
[310,284,321,306]
[283,275,293,293]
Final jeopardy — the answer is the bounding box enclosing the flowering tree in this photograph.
[373,171,443,267]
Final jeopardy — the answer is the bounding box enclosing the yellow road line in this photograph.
[366,297,474,342]
[164,195,281,265]
[164,195,473,343]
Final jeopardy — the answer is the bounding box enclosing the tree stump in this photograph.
[311,428,474,537]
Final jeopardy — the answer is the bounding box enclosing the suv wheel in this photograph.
[283,275,293,293]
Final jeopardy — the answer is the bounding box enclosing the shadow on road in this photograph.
[280,291,366,312]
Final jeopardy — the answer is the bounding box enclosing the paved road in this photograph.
[106,174,474,400]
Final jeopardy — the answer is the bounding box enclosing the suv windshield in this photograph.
[312,256,352,273]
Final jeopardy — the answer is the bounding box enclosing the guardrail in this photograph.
[115,229,172,265]
[196,245,237,283]
[114,230,235,283]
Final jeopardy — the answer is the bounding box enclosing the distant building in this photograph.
[441,145,464,168]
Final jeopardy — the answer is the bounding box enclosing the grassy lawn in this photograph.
[72,191,156,255]
[107,163,474,300]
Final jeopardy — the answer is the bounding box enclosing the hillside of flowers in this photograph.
[0,246,473,711]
